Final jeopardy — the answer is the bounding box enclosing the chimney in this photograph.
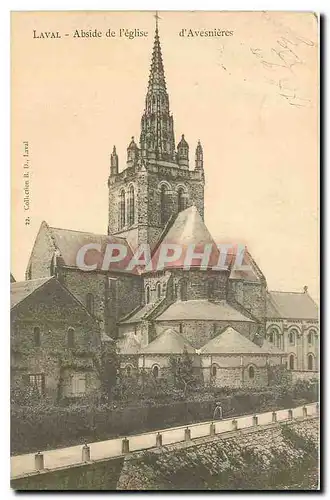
[303,285,308,294]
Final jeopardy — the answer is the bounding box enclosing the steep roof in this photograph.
[48,225,134,273]
[139,328,195,355]
[266,291,318,320]
[200,327,264,355]
[155,300,254,322]
[10,276,53,309]
[149,206,227,271]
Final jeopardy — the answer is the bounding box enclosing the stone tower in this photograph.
[108,18,205,251]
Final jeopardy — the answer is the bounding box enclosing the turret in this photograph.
[127,136,139,166]
[195,140,204,170]
[110,145,119,176]
[177,134,189,169]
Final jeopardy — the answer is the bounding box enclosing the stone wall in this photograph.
[117,417,319,490]
[11,279,100,401]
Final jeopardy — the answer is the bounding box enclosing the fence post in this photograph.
[302,406,308,418]
[232,419,238,431]
[252,415,258,426]
[184,427,191,442]
[34,451,44,471]
[288,409,293,420]
[122,437,130,454]
[210,422,216,436]
[82,443,91,462]
[156,432,162,448]
[272,411,277,423]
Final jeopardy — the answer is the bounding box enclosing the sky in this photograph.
[11,11,319,301]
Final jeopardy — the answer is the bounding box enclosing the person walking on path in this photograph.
[213,402,223,420]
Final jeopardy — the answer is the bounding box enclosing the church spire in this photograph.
[140,13,176,162]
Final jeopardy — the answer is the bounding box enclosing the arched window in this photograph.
[248,366,255,379]
[211,365,217,377]
[269,330,274,343]
[179,323,183,334]
[152,365,159,379]
[67,328,75,348]
[86,293,94,315]
[160,185,168,224]
[180,279,188,301]
[289,329,296,345]
[307,354,314,371]
[178,187,185,212]
[174,282,178,299]
[145,286,150,304]
[119,190,125,229]
[126,365,133,377]
[308,329,315,345]
[156,282,161,300]
[289,354,295,370]
[128,185,135,226]
[34,327,41,347]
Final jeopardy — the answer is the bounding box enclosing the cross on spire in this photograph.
[154,11,161,30]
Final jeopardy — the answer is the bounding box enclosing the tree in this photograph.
[169,348,195,397]
[93,340,120,402]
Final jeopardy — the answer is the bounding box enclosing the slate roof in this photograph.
[200,327,265,355]
[139,328,195,355]
[10,276,53,309]
[266,291,318,320]
[155,300,254,322]
[45,223,135,273]
[149,206,232,270]
[119,303,157,324]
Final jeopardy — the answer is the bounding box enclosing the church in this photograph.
[16,19,319,395]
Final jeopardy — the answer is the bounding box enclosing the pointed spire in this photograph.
[140,14,175,162]
[147,13,167,93]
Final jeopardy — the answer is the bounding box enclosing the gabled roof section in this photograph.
[139,328,195,355]
[11,277,53,309]
[47,225,135,273]
[11,277,97,323]
[266,291,318,320]
[200,327,264,355]
[155,300,254,322]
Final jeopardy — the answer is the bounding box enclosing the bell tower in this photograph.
[108,15,205,251]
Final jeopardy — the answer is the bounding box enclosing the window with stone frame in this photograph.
[119,189,126,229]
[152,365,159,379]
[289,354,295,370]
[308,329,316,345]
[67,327,75,348]
[211,364,217,377]
[28,373,45,396]
[145,285,150,304]
[34,326,41,347]
[289,329,297,345]
[248,366,255,379]
[71,373,86,396]
[160,184,169,224]
[307,354,314,371]
[128,185,135,226]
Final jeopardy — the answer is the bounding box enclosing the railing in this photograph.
[10,402,319,479]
